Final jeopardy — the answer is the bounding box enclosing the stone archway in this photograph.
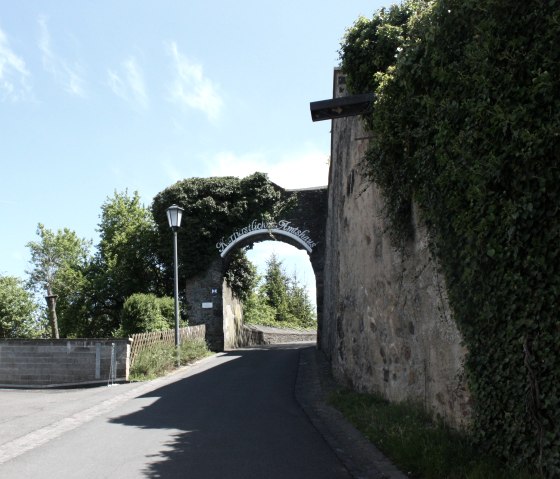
[185,186,327,350]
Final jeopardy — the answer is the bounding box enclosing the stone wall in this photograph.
[185,258,225,351]
[222,278,244,349]
[235,325,316,347]
[0,339,130,388]
[322,69,471,427]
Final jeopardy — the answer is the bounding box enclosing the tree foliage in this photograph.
[224,250,257,302]
[57,191,164,338]
[286,272,316,326]
[20,174,301,339]
[340,0,560,475]
[26,223,91,338]
[93,191,162,315]
[119,293,176,336]
[151,173,289,299]
[245,253,316,329]
[263,253,290,319]
[0,275,44,338]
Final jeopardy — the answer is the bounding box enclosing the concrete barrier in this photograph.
[0,339,131,388]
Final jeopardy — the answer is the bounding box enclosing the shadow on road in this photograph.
[110,344,350,479]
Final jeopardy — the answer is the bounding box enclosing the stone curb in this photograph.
[295,347,409,479]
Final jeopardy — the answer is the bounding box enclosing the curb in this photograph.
[295,346,408,479]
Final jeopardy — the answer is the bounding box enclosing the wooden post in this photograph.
[45,293,59,339]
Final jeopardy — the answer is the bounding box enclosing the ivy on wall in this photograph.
[340,0,560,476]
[151,173,290,299]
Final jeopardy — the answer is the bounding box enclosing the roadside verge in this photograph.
[295,346,408,479]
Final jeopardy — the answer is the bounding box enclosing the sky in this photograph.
[0,0,389,302]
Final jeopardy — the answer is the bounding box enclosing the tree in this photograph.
[53,191,162,338]
[93,190,162,318]
[286,272,316,327]
[26,223,91,338]
[120,293,175,336]
[245,253,316,328]
[224,249,258,302]
[0,275,44,338]
[242,290,276,326]
[262,253,290,321]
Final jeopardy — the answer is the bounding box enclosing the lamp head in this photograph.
[166,204,184,230]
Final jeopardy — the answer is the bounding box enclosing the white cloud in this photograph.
[207,146,329,189]
[107,57,148,108]
[0,27,31,101]
[38,16,86,97]
[166,41,223,121]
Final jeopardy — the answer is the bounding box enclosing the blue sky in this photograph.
[0,0,388,299]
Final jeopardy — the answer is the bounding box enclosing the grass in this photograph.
[129,338,212,381]
[329,390,537,479]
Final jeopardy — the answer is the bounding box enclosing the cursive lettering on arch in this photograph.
[216,219,317,257]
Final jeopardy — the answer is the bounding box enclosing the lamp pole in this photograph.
[166,204,184,348]
[172,227,180,347]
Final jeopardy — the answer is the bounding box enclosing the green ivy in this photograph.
[340,0,560,476]
[151,173,291,299]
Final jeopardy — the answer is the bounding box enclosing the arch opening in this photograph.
[221,238,318,350]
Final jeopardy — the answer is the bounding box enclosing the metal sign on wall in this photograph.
[216,219,317,258]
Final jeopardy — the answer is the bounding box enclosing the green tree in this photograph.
[243,290,276,326]
[120,293,175,336]
[224,249,258,302]
[26,223,91,338]
[262,253,290,321]
[66,190,165,338]
[287,272,316,327]
[246,253,316,328]
[93,190,162,316]
[0,275,44,338]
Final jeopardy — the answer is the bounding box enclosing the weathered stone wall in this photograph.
[185,258,225,351]
[222,279,244,349]
[322,69,470,426]
[235,325,316,347]
[0,339,130,387]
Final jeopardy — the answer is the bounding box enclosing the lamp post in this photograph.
[166,204,184,348]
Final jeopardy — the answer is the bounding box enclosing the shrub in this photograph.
[121,293,175,336]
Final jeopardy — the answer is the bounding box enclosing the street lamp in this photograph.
[166,204,184,348]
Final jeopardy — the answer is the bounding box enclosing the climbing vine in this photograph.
[340,0,560,476]
[152,173,291,299]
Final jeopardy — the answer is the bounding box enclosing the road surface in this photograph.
[0,343,352,478]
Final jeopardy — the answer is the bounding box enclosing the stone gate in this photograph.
[185,184,327,350]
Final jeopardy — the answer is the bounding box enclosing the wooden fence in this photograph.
[129,325,206,366]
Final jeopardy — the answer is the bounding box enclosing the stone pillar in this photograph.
[185,258,225,351]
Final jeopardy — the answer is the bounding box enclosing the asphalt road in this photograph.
[0,344,353,479]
